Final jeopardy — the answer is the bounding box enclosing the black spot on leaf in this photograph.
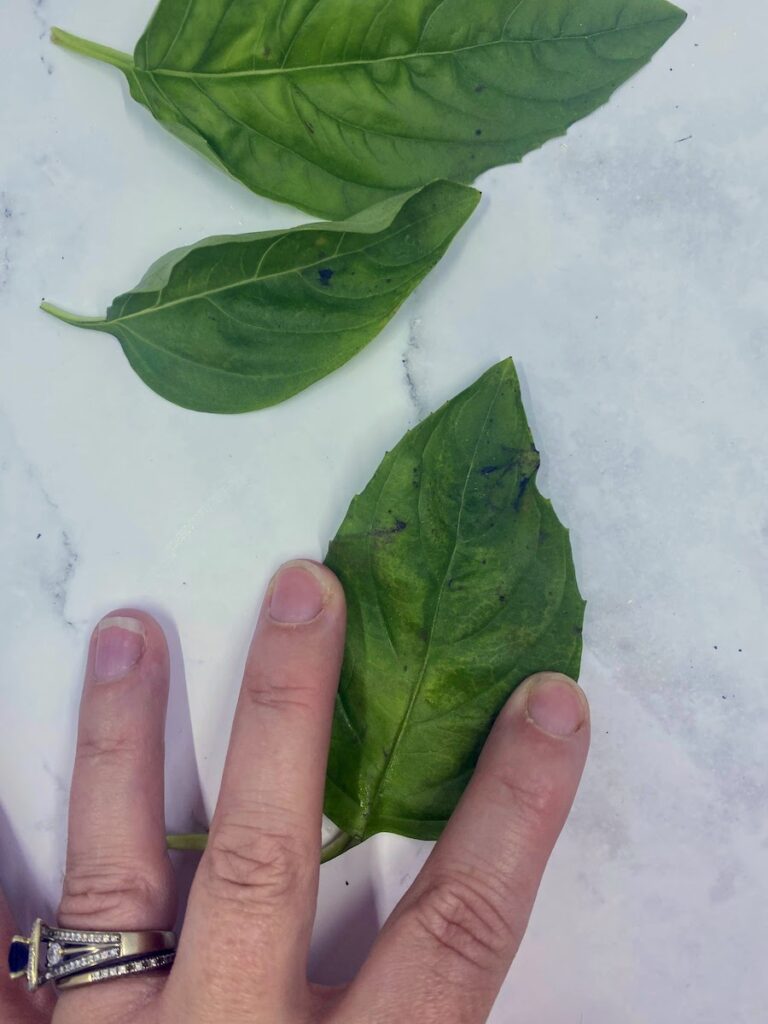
[514,475,531,511]
[318,268,334,285]
[370,518,407,538]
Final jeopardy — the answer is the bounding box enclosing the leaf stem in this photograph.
[50,27,134,73]
[320,830,358,864]
[166,830,359,862]
[167,833,209,851]
[40,301,103,327]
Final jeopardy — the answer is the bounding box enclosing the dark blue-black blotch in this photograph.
[8,941,29,974]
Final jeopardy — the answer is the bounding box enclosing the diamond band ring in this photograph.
[7,919,176,991]
[55,951,177,990]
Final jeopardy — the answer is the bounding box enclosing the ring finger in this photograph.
[57,610,175,1016]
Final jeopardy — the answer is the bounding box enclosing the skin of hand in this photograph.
[1,560,590,1024]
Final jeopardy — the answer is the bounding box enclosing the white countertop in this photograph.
[2,2,766,1020]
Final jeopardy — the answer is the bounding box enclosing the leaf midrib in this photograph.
[139,16,681,80]
[360,368,507,835]
[103,202,456,327]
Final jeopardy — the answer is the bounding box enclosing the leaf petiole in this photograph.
[320,831,359,864]
[166,833,209,851]
[40,301,103,328]
[165,830,359,862]
[50,27,134,73]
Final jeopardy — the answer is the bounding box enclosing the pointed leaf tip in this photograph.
[324,358,584,842]
[68,0,691,217]
[39,183,478,412]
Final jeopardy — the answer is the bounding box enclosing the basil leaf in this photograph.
[323,358,585,843]
[52,0,686,218]
[41,181,478,413]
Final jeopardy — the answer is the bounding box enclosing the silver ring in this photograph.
[8,919,176,991]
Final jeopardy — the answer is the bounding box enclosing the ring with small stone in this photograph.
[7,919,176,991]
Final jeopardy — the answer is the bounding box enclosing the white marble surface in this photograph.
[1,1,767,1020]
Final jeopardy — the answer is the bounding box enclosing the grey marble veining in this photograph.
[1,2,766,1021]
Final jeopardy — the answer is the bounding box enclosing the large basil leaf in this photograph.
[165,359,584,855]
[53,0,686,218]
[40,181,478,413]
[324,358,585,843]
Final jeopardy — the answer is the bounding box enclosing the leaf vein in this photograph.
[363,369,507,826]
[148,18,683,80]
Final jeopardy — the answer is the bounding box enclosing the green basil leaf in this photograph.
[324,358,585,842]
[41,181,479,413]
[53,0,686,218]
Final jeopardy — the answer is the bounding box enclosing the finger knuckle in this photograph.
[59,861,171,924]
[490,765,560,828]
[411,874,512,974]
[204,821,310,912]
[76,728,143,767]
[242,667,317,716]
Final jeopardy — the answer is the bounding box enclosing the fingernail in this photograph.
[525,674,586,737]
[94,615,146,682]
[269,561,328,624]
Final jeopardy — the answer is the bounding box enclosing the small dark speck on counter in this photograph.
[675,135,693,143]
[36,533,42,539]
[738,648,743,653]
[3,208,11,219]
[713,645,718,650]
[344,881,349,886]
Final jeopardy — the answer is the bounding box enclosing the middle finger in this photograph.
[169,561,345,1019]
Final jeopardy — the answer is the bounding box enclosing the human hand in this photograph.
[3,560,589,1024]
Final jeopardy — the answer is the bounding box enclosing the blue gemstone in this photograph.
[8,941,29,975]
